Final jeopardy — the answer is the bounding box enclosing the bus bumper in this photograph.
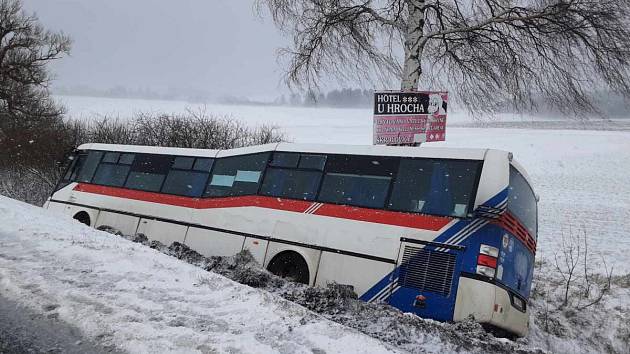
[453,276,529,337]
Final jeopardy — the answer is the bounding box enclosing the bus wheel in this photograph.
[267,251,310,285]
[73,211,91,226]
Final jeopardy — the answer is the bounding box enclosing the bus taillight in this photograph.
[476,244,499,278]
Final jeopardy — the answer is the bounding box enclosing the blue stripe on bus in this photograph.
[359,270,395,302]
[359,188,509,318]
[480,188,508,209]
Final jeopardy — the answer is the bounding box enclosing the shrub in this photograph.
[0,109,285,205]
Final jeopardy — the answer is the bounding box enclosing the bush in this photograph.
[0,109,286,205]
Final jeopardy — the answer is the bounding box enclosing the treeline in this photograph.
[274,89,374,108]
[55,86,377,110]
[55,85,212,104]
[0,111,284,206]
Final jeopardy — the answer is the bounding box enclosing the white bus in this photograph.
[46,142,537,336]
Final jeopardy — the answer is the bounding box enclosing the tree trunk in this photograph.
[401,1,426,91]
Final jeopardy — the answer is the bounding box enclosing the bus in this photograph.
[45,142,538,336]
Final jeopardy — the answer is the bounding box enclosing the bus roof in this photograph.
[76,142,492,160]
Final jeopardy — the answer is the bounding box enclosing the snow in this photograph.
[0,196,400,354]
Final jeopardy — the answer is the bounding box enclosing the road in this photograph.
[0,293,120,354]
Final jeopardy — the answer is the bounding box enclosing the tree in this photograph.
[1,0,70,121]
[0,0,71,167]
[258,0,630,115]
[0,0,72,199]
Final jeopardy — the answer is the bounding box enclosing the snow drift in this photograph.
[0,195,398,354]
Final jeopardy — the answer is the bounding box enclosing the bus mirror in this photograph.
[535,194,540,202]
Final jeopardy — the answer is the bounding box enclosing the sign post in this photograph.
[373,91,448,146]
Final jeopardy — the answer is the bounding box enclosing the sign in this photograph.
[373,91,448,145]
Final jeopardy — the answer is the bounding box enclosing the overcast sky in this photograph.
[23,0,291,98]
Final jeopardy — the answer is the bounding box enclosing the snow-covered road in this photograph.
[0,293,119,354]
[0,196,399,354]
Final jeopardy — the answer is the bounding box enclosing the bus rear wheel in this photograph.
[73,211,91,226]
[267,251,310,285]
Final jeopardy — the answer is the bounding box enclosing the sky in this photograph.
[23,0,291,99]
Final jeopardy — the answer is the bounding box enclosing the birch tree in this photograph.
[258,0,630,114]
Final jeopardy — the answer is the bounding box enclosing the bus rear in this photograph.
[381,153,537,337]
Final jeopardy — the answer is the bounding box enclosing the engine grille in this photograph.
[398,246,457,297]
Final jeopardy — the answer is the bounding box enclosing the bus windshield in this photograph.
[508,166,537,237]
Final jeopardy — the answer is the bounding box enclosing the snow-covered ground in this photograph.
[0,196,399,354]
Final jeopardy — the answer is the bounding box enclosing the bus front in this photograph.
[383,150,537,337]
[452,156,537,337]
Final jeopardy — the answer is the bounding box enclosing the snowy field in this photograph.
[56,95,630,273]
[55,95,552,143]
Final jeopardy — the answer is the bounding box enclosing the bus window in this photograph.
[161,157,213,197]
[319,173,391,208]
[388,159,481,218]
[192,158,214,172]
[317,155,396,209]
[260,168,322,200]
[102,152,120,164]
[298,154,326,170]
[93,163,131,187]
[205,153,270,197]
[66,153,85,181]
[508,166,537,237]
[172,156,195,170]
[125,154,173,192]
[119,153,135,165]
[162,170,209,197]
[270,152,300,168]
[76,151,103,183]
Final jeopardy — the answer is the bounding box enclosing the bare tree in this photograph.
[1,0,71,172]
[553,225,614,309]
[258,0,630,115]
[0,0,70,118]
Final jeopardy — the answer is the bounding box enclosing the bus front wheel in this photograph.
[267,251,310,285]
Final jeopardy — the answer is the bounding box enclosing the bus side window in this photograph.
[124,154,172,192]
[260,168,322,200]
[90,152,134,188]
[53,152,84,191]
[388,159,481,218]
[317,155,397,209]
[76,151,104,183]
[161,157,213,197]
[60,153,82,181]
[205,152,270,197]
[508,166,537,237]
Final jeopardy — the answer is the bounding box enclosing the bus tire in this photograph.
[73,211,91,226]
[266,251,310,285]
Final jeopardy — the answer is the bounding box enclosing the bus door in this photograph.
[388,238,465,322]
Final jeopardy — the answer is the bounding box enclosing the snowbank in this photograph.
[0,196,398,354]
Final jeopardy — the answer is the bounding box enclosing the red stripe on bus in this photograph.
[73,183,452,231]
[313,203,452,231]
